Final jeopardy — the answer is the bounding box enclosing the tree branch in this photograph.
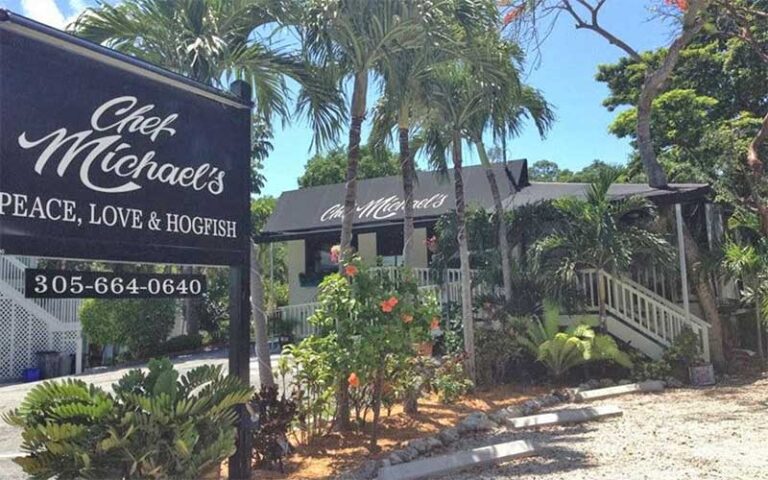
[559,0,642,61]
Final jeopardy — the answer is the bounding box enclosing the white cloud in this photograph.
[20,0,67,29]
[20,0,90,29]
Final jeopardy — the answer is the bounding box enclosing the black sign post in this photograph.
[0,12,253,479]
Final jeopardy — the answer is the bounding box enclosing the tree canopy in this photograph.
[297,146,400,188]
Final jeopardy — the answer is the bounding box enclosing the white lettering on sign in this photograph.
[17,96,225,196]
[320,193,448,222]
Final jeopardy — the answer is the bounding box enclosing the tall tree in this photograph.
[302,0,426,266]
[506,0,711,188]
[421,60,509,381]
[298,146,399,188]
[301,0,427,430]
[465,45,554,303]
[370,0,498,266]
[73,0,343,385]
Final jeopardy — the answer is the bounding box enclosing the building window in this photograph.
[301,234,357,286]
[376,229,404,266]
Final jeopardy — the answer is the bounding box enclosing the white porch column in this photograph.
[75,328,83,374]
[357,233,377,266]
[675,203,691,322]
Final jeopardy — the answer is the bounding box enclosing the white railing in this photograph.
[577,269,710,361]
[629,264,681,304]
[0,255,81,324]
[369,267,465,287]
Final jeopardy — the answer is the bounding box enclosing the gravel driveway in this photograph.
[445,376,768,480]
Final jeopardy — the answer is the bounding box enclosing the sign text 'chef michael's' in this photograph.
[17,96,225,196]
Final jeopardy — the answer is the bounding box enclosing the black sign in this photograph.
[0,18,251,266]
[25,269,207,299]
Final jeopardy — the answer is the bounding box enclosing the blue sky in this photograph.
[1,0,673,197]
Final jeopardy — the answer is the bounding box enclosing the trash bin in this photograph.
[22,368,41,382]
[35,351,61,379]
[58,353,76,376]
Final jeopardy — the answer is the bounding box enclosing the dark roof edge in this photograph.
[0,9,252,109]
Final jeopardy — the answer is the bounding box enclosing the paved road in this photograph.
[0,349,279,479]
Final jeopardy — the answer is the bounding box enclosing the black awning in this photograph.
[259,160,526,242]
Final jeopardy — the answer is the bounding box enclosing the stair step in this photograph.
[575,381,665,403]
[504,405,623,429]
[377,439,537,480]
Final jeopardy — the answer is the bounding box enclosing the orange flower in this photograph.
[401,313,414,324]
[348,372,360,388]
[503,4,525,25]
[380,296,399,313]
[344,264,359,277]
[430,317,440,330]
[664,0,688,10]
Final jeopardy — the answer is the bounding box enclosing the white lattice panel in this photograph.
[0,263,82,382]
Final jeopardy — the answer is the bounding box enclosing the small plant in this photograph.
[632,327,703,382]
[279,336,338,444]
[431,354,474,403]
[251,385,297,471]
[4,358,252,480]
[521,302,632,379]
[476,319,527,387]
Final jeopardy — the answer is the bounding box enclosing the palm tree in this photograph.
[301,0,427,264]
[72,0,344,387]
[370,1,498,266]
[534,171,674,328]
[421,63,497,381]
[465,42,554,303]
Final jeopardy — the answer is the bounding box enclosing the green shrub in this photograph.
[160,333,204,354]
[5,358,252,479]
[80,299,176,359]
[430,355,474,404]
[475,319,527,387]
[632,327,703,382]
[521,302,632,379]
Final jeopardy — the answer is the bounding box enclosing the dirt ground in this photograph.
[247,384,547,479]
[445,376,768,480]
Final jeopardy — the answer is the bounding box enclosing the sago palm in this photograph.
[534,171,673,328]
[520,302,632,379]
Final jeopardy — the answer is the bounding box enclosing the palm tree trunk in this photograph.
[452,132,475,382]
[182,266,200,335]
[400,111,416,266]
[250,242,274,387]
[335,71,368,432]
[597,271,607,330]
[339,70,368,261]
[476,141,512,303]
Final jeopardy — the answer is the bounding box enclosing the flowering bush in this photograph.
[306,256,441,449]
